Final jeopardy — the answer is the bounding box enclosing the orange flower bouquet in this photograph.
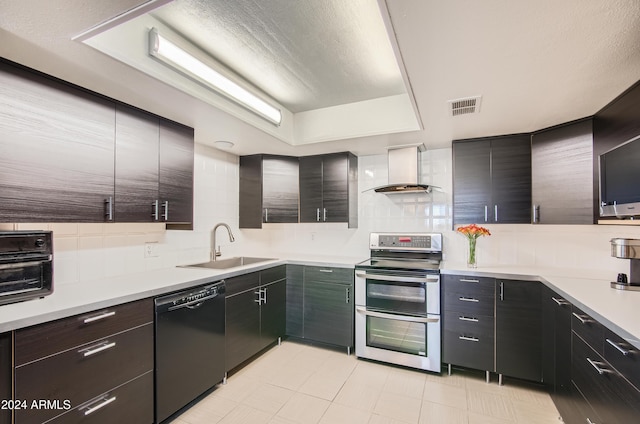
[456,224,491,268]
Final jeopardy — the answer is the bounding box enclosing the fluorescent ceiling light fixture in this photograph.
[148,28,282,126]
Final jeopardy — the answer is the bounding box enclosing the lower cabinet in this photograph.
[12,299,154,424]
[225,266,286,372]
[495,279,542,382]
[442,275,542,383]
[286,265,354,350]
[0,333,10,424]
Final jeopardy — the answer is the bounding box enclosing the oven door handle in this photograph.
[355,272,439,284]
[356,306,439,323]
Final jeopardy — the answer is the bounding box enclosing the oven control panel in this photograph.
[369,233,442,252]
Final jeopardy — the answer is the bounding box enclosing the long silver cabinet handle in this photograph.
[318,269,333,273]
[81,342,116,357]
[82,396,116,416]
[254,290,262,304]
[459,297,479,303]
[345,288,350,304]
[356,307,439,323]
[263,288,267,304]
[104,197,113,221]
[586,357,606,375]
[459,278,479,283]
[484,205,488,222]
[606,338,630,356]
[316,208,320,222]
[459,316,479,322]
[356,272,438,284]
[494,205,498,222]
[152,200,159,221]
[459,336,479,342]
[162,200,169,221]
[323,208,327,221]
[499,282,504,301]
[551,297,568,306]
[83,311,116,324]
[572,312,591,324]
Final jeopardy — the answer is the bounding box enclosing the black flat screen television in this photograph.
[600,134,640,218]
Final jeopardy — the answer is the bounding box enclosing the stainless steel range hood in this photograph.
[371,144,440,194]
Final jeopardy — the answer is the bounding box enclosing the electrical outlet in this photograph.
[145,242,159,258]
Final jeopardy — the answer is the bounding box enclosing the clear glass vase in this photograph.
[467,237,477,268]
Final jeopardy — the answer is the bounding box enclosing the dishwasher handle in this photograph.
[155,282,225,313]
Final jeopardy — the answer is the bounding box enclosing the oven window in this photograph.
[366,280,426,315]
[0,264,44,295]
[366,315,427,356]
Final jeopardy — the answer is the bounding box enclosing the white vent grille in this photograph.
[448,96,482,116]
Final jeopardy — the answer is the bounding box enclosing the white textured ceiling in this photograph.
[1,0,639,156]
[151,0,405,113]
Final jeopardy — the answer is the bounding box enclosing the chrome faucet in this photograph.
[211,223,235,261]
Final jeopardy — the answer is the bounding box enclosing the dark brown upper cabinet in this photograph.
[0,59,194,225]
[453,134,531,225]
[239,155,299,228]
[115,105,193,225]
[0,60,116,222]
[115,104,160,222]
[531,119,594,224]
[299,152,358,228]
[158,119,194,226]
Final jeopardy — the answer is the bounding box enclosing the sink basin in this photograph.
[182,257,276,270]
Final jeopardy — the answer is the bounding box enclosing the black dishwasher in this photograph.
[155,281,225,423]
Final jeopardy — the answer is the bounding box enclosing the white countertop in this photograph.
[2,258,639,351]
[442,263,640,350]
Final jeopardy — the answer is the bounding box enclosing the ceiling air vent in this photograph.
[448,95,482,116]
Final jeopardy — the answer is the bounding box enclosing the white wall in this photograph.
[4,145,640,286]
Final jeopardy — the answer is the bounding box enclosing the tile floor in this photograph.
[171,341,560,424]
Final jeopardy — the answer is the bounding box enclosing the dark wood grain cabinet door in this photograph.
[322,153,349,223]
[531,119,594,224]
[299,155,324,222]
[114,104,160,222]
[158,119,194,225]
[239,155,263,228]
[491,135,531,223]
[260,279,286,349]
[303,273,353,348]
[225,288,262,372]
[262,156,299,223]
[0,333,10,424]
[496,280,542,382]
[452,140,492,224]
[0,61,115,222]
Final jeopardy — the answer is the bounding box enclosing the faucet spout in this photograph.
[211,223,235,261]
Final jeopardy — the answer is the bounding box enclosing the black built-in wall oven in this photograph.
[355,233,442,372]
[0,231,53,306]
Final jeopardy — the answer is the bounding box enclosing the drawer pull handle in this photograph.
[459,297,479,303]
[459,336,479,342]
[572,312,591,324]
[81,342,116,357]
[83,311,116,324]
[459,316,479,322]
[459,279,479,283]
[586,357,606,375]
[606,338,631,356]
[551,297,568,306]
[82,396,116,416]
[318,269,333,273]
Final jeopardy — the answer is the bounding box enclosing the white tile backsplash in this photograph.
[17,144,640,286]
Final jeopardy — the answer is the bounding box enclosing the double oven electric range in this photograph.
[355,232,442,373]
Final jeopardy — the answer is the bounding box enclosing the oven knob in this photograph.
[35,238,45,248]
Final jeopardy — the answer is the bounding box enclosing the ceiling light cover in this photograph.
[148,27,282,125]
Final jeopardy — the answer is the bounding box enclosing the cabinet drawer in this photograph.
[15,298,153,366]
[226,271,260,296]
[442,274,495,289]
[261,265,286,285]
[604,328,640,390]
[15,324,153,424]
[572,333,640,424]
[305,266,353,285]
[572,306,603,355]
[443,311,494,336]
[44,371,153,424]
[443,324,494,371]
[443,290,494,316]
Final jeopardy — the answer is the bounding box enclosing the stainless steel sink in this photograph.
[181,256,276,270]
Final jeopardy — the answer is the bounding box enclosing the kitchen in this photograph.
[2,1,640,423]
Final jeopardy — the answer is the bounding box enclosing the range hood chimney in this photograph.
[372,144,440,194]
